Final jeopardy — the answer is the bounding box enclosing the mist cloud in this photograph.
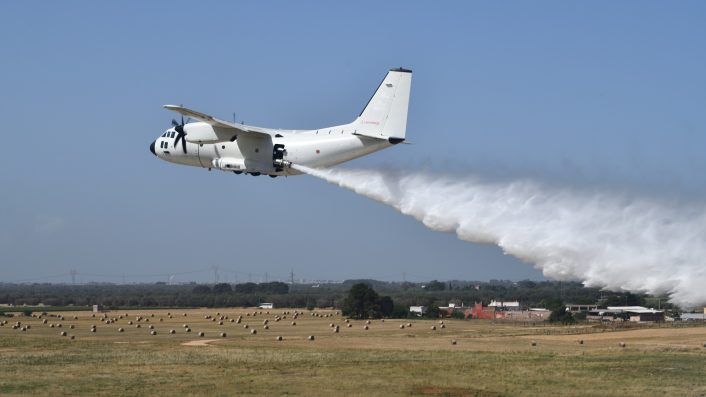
[294,164,706,307]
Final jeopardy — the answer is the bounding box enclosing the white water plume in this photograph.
[292,164,706,307]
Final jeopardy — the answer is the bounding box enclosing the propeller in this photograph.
[172,115,188,154]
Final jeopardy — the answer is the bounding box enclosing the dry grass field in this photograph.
[1,308,705,396]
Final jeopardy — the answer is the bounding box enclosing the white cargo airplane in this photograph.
[150,68,412,177]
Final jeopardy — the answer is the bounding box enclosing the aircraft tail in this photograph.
[353,68,412,143]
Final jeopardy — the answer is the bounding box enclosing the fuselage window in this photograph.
[170,131,175,138]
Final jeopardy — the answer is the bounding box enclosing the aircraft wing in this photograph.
[163,104,272,138]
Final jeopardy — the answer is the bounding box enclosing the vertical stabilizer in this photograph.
[354,68,412,140]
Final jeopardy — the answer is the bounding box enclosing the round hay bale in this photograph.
[135,324,141,328]
[251,329,257,335]
[347,324,352,328]
[73,316,78,320]
[406,323,412,327]
[230,319,234,323]
[345,319,349,323]
[26,325,31,330]
[21,327,27,332]
[145,319,149,323]
[291,321,297,326]
[276,336,283,341]
[183,324,189,328]
[578,340,584,345]
[329,323,334,328]
[236,318,242,324]
[308,335,315,341]
[159,318,163,322]
[149,325,154,329]
[399,324,405,329]
[118,328,124,332]
[381,319,385,322]
[218,321,223,325]
[198,332,204,337]
[220,332,226,338]
[216,312,220,316]
[50,324,55,328]
[619,342,626,348]
[451,340,457,345]
[169,329,175,334]
[42,319,48,324]
[128,321,133,325]
[70,335,75,340]
[365,320,371,325]
[69,325,75,329]
[186,328,191,333]
[334,326,339,333]
[363,325,369,330]
[264,325,269,329]
[431,326,436,330]
[531,341,537,346]
[244,324,249,329]
[151,314,155,318]
[263,319,269,325]
[440,324,446,329]
[167,312,171,316]
[90,328,96,333]
[183,313,187,317]
[150,330,157,336]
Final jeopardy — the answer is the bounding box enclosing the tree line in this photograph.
[0,279,671,313]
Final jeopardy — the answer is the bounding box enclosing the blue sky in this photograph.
[1,2,704,284]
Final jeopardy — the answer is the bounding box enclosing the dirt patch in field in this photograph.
[414,386,502,397]
[182,339,219,346]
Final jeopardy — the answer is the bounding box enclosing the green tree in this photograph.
[342,283,380,319]
[547,299,575,324]
[425,280,446,291]
[213,283,232,294]
[378,296,394,317]
[192,285,212,294]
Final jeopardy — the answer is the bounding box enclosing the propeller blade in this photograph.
[171,119,179,127]
[174,131,187,154]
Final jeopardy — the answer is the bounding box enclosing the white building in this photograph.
[488,300,521,311]
[258,303,274,309]
[409,306,427,316]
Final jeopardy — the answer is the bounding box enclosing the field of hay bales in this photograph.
[1,308,704,396]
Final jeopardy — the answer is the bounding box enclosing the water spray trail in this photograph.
[292,164,706,307]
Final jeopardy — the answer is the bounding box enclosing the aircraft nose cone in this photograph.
[150,140,156,156]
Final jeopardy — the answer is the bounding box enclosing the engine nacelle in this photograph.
[212,157,246,171]
[185,122,236,144]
